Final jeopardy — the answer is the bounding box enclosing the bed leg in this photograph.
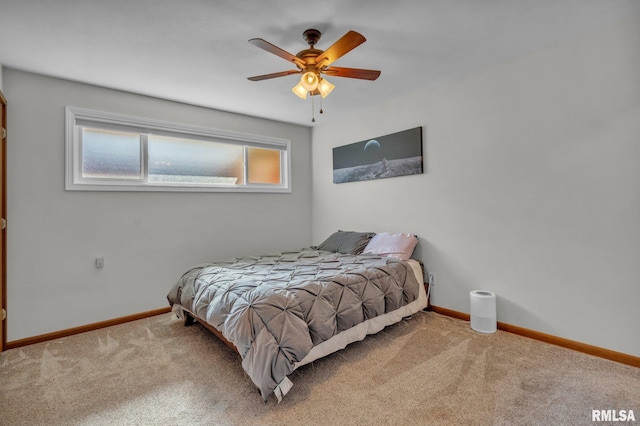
[183,311,195,327]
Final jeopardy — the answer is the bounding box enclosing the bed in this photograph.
[167,231,428,402]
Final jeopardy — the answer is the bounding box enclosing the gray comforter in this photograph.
[167,248,420,401]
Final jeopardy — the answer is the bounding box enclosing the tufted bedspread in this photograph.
[167,248,422,401]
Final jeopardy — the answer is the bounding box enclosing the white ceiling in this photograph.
[1,0,639,127]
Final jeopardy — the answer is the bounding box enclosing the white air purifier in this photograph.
[470,290,497,334]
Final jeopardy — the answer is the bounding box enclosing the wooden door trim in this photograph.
[1,88,6,352]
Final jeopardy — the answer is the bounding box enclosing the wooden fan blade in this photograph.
[247,70,300,81]
[315,31,366,68]
[323,66,381,80]
[248,38,305,68]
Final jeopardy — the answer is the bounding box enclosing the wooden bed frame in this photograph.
[182,309,239,353]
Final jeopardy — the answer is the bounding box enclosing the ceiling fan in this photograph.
[247,29,381,100]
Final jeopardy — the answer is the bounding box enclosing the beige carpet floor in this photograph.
[1,311,639,425]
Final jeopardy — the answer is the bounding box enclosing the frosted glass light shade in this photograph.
[317,78,335,98]
[300,71,319,91]
[292,82,308,99]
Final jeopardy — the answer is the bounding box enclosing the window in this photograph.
[65,106,291,192]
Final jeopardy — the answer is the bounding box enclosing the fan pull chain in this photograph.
[319,96,324,115]
[311,94,315,122]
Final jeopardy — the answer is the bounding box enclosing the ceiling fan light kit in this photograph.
[248,28,380,121]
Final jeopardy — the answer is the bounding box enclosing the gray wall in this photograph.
[4,69,312,341]
[312,17,640,357]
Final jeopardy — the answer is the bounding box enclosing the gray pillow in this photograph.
[314,230,376,255]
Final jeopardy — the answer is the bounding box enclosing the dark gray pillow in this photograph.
[314,230,376,255]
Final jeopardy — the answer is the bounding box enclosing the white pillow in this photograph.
[362,232,418,260]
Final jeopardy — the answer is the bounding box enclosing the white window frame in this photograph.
[65,106,291,193]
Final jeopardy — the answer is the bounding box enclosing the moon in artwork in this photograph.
[364,139,380,151]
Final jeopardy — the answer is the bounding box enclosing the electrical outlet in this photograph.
[428,272,435,286]
[96,257,104,268]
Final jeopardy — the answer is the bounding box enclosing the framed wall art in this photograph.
[333,127,423,184]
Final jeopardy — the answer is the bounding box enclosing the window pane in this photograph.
[148,135,244,185]
[67,106,291,192]
[247,147,281,184]
[82,128,141,179]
